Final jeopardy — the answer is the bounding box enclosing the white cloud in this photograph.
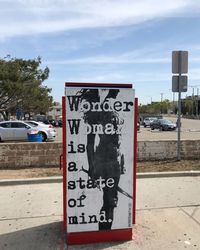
[46,46,170,65]
[46,56,169,65]
[0,0,199,40]
[44,40,200,66]
[70,72,128,83]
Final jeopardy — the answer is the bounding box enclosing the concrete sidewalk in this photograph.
[0,176,200,250]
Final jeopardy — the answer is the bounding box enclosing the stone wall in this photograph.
[137,140,200,161]
[0,140,200,168]
[0,142,62,168]
[137,140,177,161]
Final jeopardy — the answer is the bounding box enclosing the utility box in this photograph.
[62,82,137,245]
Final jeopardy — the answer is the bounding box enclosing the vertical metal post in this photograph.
[196,88,198,117]
[197,88,199,117]
[173,92,175,113]
[192,87,194,116]
[177,51,182,161]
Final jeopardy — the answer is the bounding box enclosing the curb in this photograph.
[0,171,200,186]
[137,171,200,179]
[0,176,62,186]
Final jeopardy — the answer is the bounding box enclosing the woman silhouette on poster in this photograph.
[79,88,125,230]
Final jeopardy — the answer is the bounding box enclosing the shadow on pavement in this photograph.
[0,220,133,250]
[0,221,66,250]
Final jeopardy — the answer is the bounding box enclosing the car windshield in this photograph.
[161,120,172,124]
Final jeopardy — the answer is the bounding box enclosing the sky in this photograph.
[1,0,200,104]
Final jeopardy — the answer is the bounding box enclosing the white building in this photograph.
[47,102,62,120]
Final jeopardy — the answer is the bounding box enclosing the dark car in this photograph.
[43,119,62,127]
[52,120,62,127]
[137,122,140,131]
[150,119,176,131]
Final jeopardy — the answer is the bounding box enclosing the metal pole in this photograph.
[196,88,198,117]
[173,92,175,113]
[197,88,199,118]
[160,93,163,114]
[192,87,194,116]
[160,93,163,102]
[177,51,182,161]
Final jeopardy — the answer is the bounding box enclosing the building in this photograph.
[47,102,62,120]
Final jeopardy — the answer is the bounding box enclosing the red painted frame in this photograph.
[133,97,138,224]
[62,96,67,229]
[63,82,136,245]
[65,82,132,88]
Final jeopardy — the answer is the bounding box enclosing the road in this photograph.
[55,116,200,142]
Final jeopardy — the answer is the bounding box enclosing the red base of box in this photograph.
[67,228,132,245]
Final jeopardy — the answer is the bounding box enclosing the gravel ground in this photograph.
[1,159,200,179]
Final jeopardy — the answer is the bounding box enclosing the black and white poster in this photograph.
[65,87,135,233]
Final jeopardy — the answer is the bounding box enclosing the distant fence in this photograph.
[0,140,200,168]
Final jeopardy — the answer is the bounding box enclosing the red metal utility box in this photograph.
[62,82,137,245]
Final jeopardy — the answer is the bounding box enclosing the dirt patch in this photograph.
[137,159,200,173]
[0,160,200,180]
[0,167,62,180]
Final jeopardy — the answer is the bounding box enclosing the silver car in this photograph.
[0,120,56,142]
[143,117,157,127]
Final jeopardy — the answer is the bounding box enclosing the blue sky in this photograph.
[1,0,200,104]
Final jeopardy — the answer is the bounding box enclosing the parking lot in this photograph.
[138,116,200,141]
[54,116,200,142]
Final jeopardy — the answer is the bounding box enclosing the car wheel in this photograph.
[151,127,154,130]
[40,132,47,142]
[144,124,146,128]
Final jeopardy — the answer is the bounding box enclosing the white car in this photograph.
[26,120,54,129]
[0,120,56,142]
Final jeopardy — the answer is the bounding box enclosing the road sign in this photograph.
[172,51,188,74]
[172,75,188,92]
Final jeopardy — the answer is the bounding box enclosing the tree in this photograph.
[182,99,193,115]
[0,56,53,120]
[138,100,173,115]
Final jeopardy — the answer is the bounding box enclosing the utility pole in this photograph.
[160,93,164,102]
[197,88,199,117]
[160,93,164,114]
[169,89,176,113]
[192,87,195,116]
[189,85,200,116]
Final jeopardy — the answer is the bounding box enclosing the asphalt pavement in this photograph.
[0,174,200,250]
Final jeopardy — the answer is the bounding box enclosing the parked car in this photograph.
[25,121,57,141]
[137,122,140,131]
[150,119,176,131]
[0,121,56,142]
[143,117,158,127]
[43,119,62,127]
[26,120,54,129]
